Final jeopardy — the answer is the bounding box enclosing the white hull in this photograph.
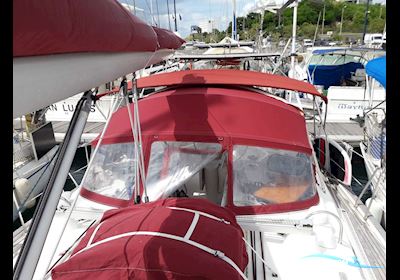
[322,86,386,123]
[45,94,115,123]
[284,86,385,123]
[13,50,174,118]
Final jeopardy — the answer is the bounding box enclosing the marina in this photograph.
[13,0,386,279]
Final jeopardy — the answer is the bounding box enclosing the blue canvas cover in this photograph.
[308,62,364,89]
[371,134,386,159]
[366,56,386,89]
[312,48,344,55]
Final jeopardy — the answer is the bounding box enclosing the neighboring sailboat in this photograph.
[359,56,386,229]
[202,37,255,55]
[293,47,386,122]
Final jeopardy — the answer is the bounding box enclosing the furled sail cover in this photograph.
[13,0,160,57]
[52,198,248,279]
[13,0,185,118]
[153,27,186,50]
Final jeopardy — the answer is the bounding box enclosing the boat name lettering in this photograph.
[48,104,58,111]
[337,103,364,110]
[55,103,96,113]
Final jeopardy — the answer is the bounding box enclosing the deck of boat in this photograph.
[13,220,31,266]
[52,121,105,143]
[332,183,386,280]
[306,121,364,145]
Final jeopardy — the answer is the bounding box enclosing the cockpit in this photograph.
[81,140,317,214]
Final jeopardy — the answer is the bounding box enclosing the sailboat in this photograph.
[14,1,386,280]
[14,68,386,279]
[359,56,386,229]
[295,47,386,122]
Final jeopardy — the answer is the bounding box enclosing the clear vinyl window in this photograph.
[145,141,222,201]
[233,145,315,206]
[82,143,136,200]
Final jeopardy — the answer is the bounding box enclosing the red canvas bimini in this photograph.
[102,69,328,103]
[80,70,323,215]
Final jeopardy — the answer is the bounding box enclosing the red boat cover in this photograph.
[137,70,327,103]
[100,69,327,103]
[153,27,186,50]
[13,0,184,57]
[94,86,312,154]
[52,198,248,280]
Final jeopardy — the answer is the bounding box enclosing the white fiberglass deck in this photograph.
[306,121,363,144]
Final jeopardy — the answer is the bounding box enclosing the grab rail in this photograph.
[305,210,343,244]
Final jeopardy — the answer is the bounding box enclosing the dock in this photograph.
[52,121,105,144]
[306,121,364,146]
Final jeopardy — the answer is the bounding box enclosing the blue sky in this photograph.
[119,0,386,38]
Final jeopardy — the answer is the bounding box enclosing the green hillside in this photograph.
[187,0,386,43]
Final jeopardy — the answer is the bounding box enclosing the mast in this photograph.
[290,0,298,79]
[150,0,153,26]
[313,11,321,45]
[173,0,177,32]
[288,0,303,109]
[232,0,237,40]
[362,0,371,44]
[321,3,325,36]
[167,0,172,31]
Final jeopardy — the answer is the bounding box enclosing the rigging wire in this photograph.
[45,220,97,276]
[41,90,124,275]
[143,0,158,26]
